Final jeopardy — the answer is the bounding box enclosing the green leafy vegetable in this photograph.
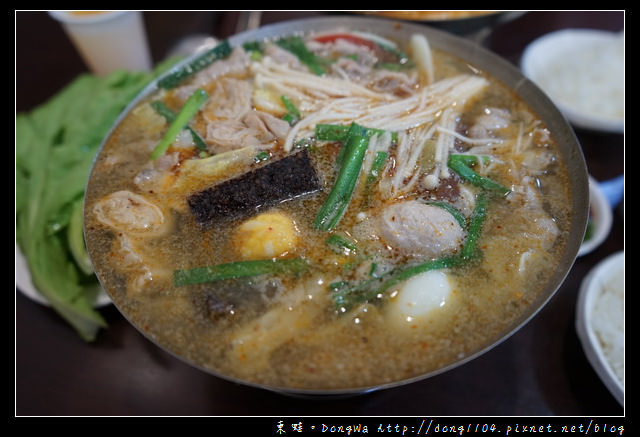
[448,154,510,195]
[174,258,309,286]
[242,40,264,60]
[242,41,263,52]
[254,150,271,163]
[325,233,358,254]
[460,191,488,261]
[367,151,388,184]
[157,40,232,89]
[584,219,595,242]
[280,95,300,125]
[315,123,398,144]
[15,58,180,341]
[314,123,370,231]
[316,123,396,174]
[150,100,208,151]
[293,137,316,150]
[448,154,491,166]
[150,88,209,160]
[67,198,94,276]
[375,256,464,295]
[275,36,328,75]
[361,151,388,207]
[375,62,414,71]
[315,123,351,141]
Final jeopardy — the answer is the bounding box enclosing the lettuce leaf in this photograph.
[16,59,180,341]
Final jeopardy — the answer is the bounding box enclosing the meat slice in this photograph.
[206,118,265,150]
[467,107,512,138]
[242,111,291,141]
[173,46,251,102]
[187,149,320,227]
[206,110,291,153]
[203,77,252,121]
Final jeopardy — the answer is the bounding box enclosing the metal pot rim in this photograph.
[85,15,589,397]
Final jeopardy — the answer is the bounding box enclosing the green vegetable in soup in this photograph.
[242,41,264,60]
[448,154,491,166]
[315,123,398,144]
[150,100,208,151]
[254,150,271,163]
[157,40,232,89]
[460,191,488,261]
[325,233,358,255]
[174,258,310,286]
[275,36,329,75]
[448,154,510,195]
[150,88,209,160]
[367,151,388,182]
[314,123,370,231]
[280,95,301,125]
[315,123,351,141]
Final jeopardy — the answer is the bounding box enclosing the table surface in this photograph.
[16,11,624,417]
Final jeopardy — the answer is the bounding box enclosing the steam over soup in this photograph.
[85,29,572,390]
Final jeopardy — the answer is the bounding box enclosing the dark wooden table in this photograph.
[16,11,624,419]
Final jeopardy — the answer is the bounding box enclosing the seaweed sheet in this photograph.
[187,149,321,227]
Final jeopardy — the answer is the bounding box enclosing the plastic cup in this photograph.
[48,10,152,76]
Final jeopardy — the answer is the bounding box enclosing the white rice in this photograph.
[535,37,624,121]
[590,267,624,387]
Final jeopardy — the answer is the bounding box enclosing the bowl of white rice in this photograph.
[576,251,624,405]
[521,29,624,133]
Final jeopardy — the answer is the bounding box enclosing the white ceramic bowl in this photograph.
[575,251,624,406]
[578,176,613,257]
[521,29,624,133]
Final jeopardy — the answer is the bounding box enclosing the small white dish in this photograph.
[521,29,624,133]
[575,251,624,406]
[579,176,613,257]
[16,243,111,307]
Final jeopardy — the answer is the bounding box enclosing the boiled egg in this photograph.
[234,211,298,260]
[386,269,454,330]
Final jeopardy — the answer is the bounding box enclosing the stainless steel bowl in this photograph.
[86,16,589,397]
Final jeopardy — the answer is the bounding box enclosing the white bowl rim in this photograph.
[575,250,624,406]
[578,176,614,257]
[15,242,112,308]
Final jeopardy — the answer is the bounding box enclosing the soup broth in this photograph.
[85,28,571,390]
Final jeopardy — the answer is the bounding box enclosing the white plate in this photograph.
[521,29,624,133]
[575,251,624,406]
[16,243,111,307]
[578,176,613,257]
